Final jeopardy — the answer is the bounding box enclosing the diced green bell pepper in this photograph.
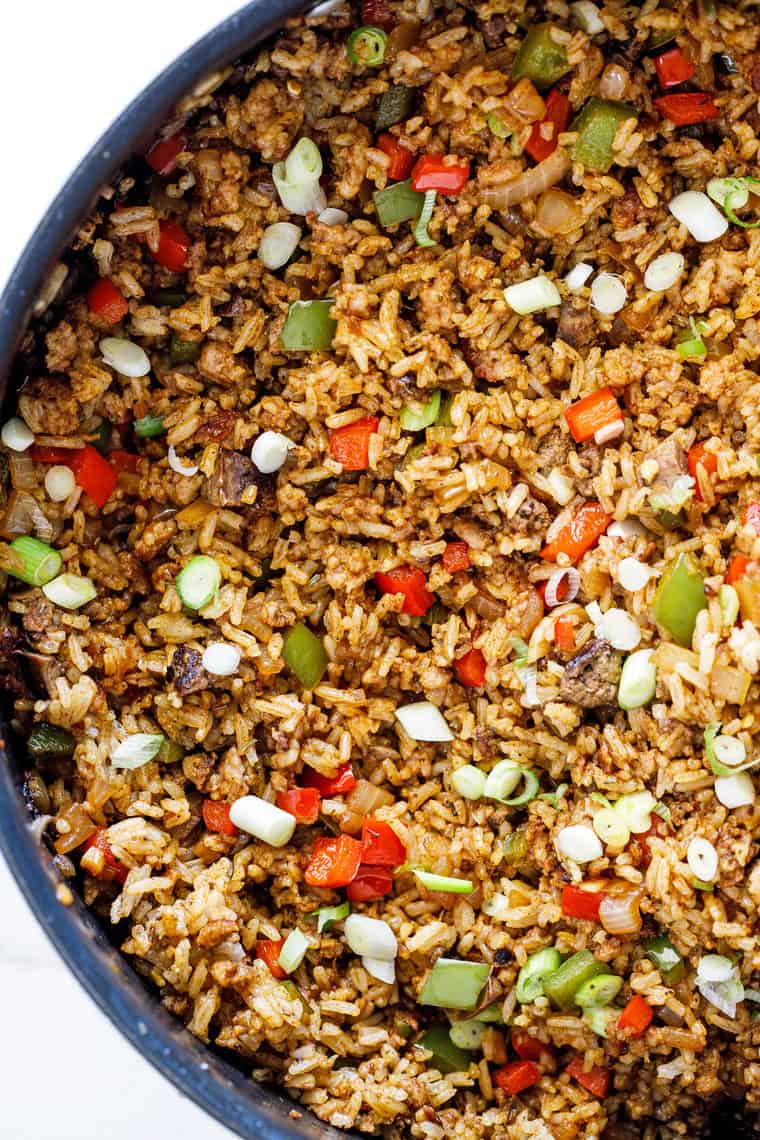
[511,24,571,88]
[652,552,706,647]
[169,333,202,366]
[419,959,492,1010]
[27,723,76,763]
[281,300,336,351]
[400,390,441,431]
[282,623,328,688]
[417,1025,472,1072]
[644,935,686,985]
[570,98,637,173]
[376,85,415,132]
[373,179,425,227]
[542,949,605,1011]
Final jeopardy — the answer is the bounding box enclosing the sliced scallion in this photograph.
[704,722,757,776]
[483,759,521,802]
[347,25,388,67]
[278,928,310,974]
[419,958,491,1010]
[175,555,221,610]
[111,732,165,770]
[311,901,350,933]
[400,389,441,432]
[449,1018,487,1050]
[413,868,474,894]
[516,946,562,1003]
[574,973,623,1008]
[618,648,657,709]
[373,179,425,228]
[413,189,437,248]
[42,573,97,610]
[282,623,328,688]
[7,536,62,586]
[706,176,760,228]
[134,413,165,438]
[486,113,510,139]
[451,765,486,800]
[501,768,540,806]
[583,1007,618,1038]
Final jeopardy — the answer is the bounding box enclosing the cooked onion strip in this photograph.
[482,148,571,209]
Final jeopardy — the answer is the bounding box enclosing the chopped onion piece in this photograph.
[594,418,625,446]
[546,467,575,505]
[608,518,646,540]
[318,208,349,226]
[594,607,641,650]
[100,337,151,378]
[591,272,627,315]
[564,261,594,291]
[451,765,486,800]
[42,573,97,610]
[687,836,718,882]
[644,251,685,292]
[344,914,397,961]
[1,417,34,452]
[618,557,657,592]
[544,567,580,608]
[202,642,241,676]
[714,771,755,809]
[571,0,605,34]
[251,431,295,474]
[229,795,296,847]
[697,954,734,983]
[111,732,165,770]
[504,275,561,315]
[258,222,302,270]
[273,138,327,216]
[362,955,395,984]
[168,445,199,477]
[618,648,657,709]
[395,701,453,742]
[45,465,76,502]
[278,928,309,974]
[556,824,603,864]
[668,191,728,243]
[697,976,743,1018]
[599,890,642,936]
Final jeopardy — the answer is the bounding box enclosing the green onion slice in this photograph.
[400,389,441,432]
[311,901,350,933]
[373,179,425,227]
[448,1018,487,1050]
[7,536,63,586]
[451,765,486,800]
[539,782,568,807]
[419,959,492,1010]
[413,868,474,894]
[175,555,221,610]
[500,768,540,806]
[474,1001,504,1023]
[134,413,165,438]
[583,1007,618,1038]
[42,573,97,610]
[574,973,623,1008]
[111,732,165,770]
[278,928,310,974]
[413,189,437,248]
[516,947,562,1004]
[707,176,760,228]
[281,300,336,351]
[347,26,388,67]
[704,723,758,776]
[486,112,510,139]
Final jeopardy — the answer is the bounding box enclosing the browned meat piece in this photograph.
[198,343,252,388]
[610,184,655,230]
[0,626,29,697]
[168,647,208,695]
[193,411,238,443]
[509,495,550,535]
[45,321,79,373]
[480,14,507,48]
[559,638,622,707]
[133,517,177,562]
[17,377,80,435]
[463,345,511,383]
[21,596,56,636]
[535,426,573,469]
[557,300,595,349]
[742,53,760,93]
[205,451,275,509]
[17,651,63,697]
[226,79,304,162]
[649,434,688,498]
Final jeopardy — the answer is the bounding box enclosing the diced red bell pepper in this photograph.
[726,553,749,585]
[108,449,140,474]
[303,762,357,797]
[563,387,622,444]
[742,502,760,535]
[275,786,322,825]
[360,817,406,867]
[256,938,286,979]
[202,800,238,837]
[146,133,187,176]
[374,565,435,616]
[329,415,379,471]
[654,47,696,90]
[347,865,394,902]
[304,834,363,888]
[69,445,118,508]
[687,441,719,502]
[553,616,576,653]
[525,88,571,164]
[442,541,471,573]
[565,1056,610,1098]
[510,1029,554,1063]
[541,502,612,564]
[88,278,129,325]
[561,882,605,922]
[493,1060,541,1096]
[411,155,470,195]
[617,994,653,1037]
[454,647,487,688]
[153,219,190,272]
[655,92,719,125]
[30,445,76,464]
[377,134,415,181]
[82,828,129,884]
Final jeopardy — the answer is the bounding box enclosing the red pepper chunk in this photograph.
[304,834,363,888]
[303,762,356,797]
[146,133,187,176]
[329,415,379,470]
[256,938,286,980]
[726,553,749,585]
[82,828,129,884]
[347,865,394,902]
[454,648,487,688]
[655,92,719,125]
[202,800,238,837]
[30,445,76,464]
[493,1060,541,1096]
[565,1056,610,1098]
[109,450,140,474]
[377,134,415,181]
[361,818,406,867]
[654,47,695,89]
[68,445,117,508]
[275,787,322,825]
[561,882,604,922]
[88,279,129,325]
[553,616,576,654]
[510,1029,554,1063]
[374,566,434,616]
[687,442,719,501]
[411,155,470,195]
[541,502,611,565]
[442,541,471,573]
[742,502,760,535]
[153,219,190,272]
[564,387,622,444]
[525,89,571,164]
[618,994,653,1037]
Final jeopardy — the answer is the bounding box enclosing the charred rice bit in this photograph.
[3,0,760,1137]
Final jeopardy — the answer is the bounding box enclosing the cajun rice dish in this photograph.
[1,0,759,1136]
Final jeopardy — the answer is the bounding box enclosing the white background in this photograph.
[0,2,246,1136]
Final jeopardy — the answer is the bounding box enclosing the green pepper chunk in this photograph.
[282,623,328,688]
[516,946,562,1003]
[27,723,77,763]
[376,85,415,132]
[92,419,112,454]
[652,552,707,647]
[574,974,623,1008]
[134,413,165,439]
[503,828,529,866]
[570,98,637,173]
[542,950,605,1011]
[281,300,336,351]
[419,959,492,1010]
[169,333,201,366]
[157,738,185,766]
[400,390,441,432]
[417,1025,472,1073]
[511,24,571,88]
[373,179,425,227]
[150,288,187,308]
[644,936,686,985]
